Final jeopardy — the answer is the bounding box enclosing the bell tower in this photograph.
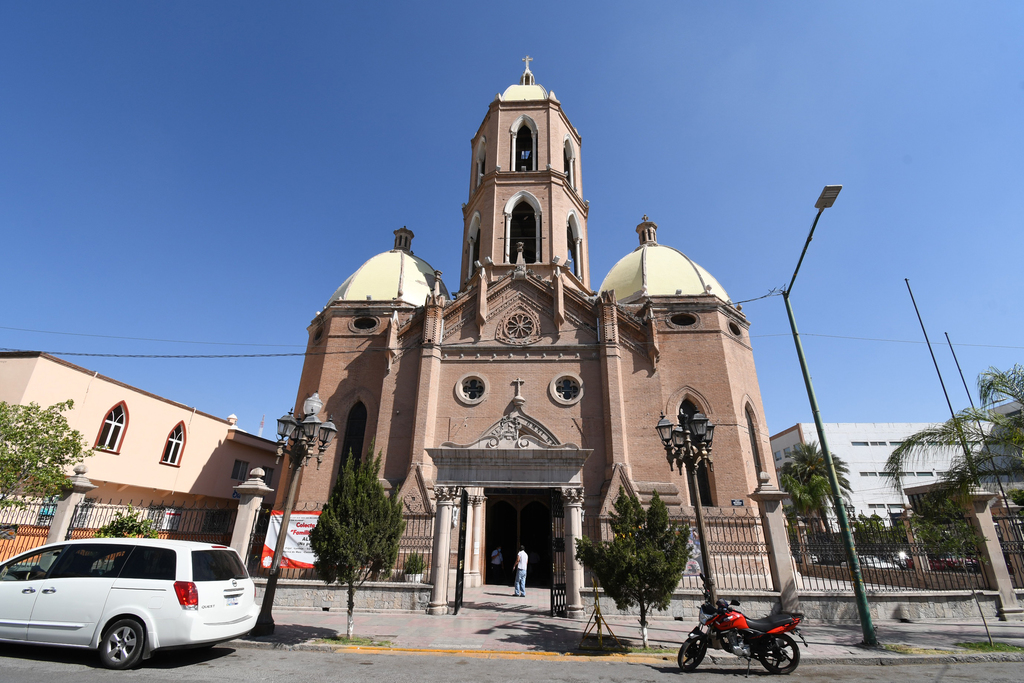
[460,59,590,291]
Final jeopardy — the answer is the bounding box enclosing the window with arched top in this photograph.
[160,423,186,467]
[679,399,714,507]
[467,214,481,277]
[95,402,128,452]
[563,138,575,189]
[510,201,538,264]
[475,138,487,188]
[339,402,368,466]
[566,213,581,278]
[746,407,764,476]
[515,126,534,172]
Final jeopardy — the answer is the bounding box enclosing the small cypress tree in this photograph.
[575,487,691,648]
[309,451,405,639]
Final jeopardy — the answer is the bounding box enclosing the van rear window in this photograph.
[120,547,176,580]
[191,550,247,581]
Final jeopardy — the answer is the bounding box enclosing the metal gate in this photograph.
[550,488,566,617]
[453,489,469,614]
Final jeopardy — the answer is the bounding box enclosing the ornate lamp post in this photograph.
[251,392,336,636]
[656,411,717,602]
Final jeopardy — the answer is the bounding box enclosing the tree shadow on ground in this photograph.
[239,624,340,646]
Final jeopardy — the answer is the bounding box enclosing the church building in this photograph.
[282,62,777,616]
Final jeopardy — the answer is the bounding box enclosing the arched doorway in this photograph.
[485,501,517,585]
[520,501,551,587]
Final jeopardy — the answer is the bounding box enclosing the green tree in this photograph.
[778,442,852,533]
[0,400,88,508]
[309,452,405,639]
[574,488,691,648]
[886,365,1024,500]
[94,505,158,538]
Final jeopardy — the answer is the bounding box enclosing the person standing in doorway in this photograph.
[489,545,504,584]
[513,545,528,597]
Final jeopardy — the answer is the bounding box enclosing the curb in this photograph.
[229,638,1024,666]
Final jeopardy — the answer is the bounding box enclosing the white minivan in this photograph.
[0,538,258,669]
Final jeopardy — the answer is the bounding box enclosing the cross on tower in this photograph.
[522,55,532,70]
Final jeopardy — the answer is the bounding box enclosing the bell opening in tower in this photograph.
[510,202,537,264]
[515,127,533,172]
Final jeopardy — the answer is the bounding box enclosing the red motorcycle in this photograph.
[677,575,806,675]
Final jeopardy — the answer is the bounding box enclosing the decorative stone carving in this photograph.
[495,308,541,345]
[561,487,585,506]
[433,485,462,503]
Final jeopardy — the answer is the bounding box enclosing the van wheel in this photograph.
[99,618,145,669]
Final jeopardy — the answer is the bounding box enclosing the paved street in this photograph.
[1,644,1022,683]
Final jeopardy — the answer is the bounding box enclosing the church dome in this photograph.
[327,228,449,306]
[598,217,730,303]
[501,59,548,101]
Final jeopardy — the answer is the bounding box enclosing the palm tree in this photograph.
[779,441,853,533]
[886,364,1024,500]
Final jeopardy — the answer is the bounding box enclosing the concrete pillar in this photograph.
[47,464,97,544]
[468,494,485,588]
[966,489,1024,621]
[428,486,460,615]
[563,487,586,619]
[750,481,801,614]
[229,468,274,562]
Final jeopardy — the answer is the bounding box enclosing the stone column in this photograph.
[428,486,460,615]
[229,468,274,561]
[750,480,801,614]
[47,464,97,544]
[469,494,485,588]
[563,487,586,619]
[966,489,1024,621]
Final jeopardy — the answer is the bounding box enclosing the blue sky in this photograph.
[1,2,1022,438]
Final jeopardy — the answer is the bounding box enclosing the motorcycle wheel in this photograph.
[758,633,800,675]
[677,635,707,672]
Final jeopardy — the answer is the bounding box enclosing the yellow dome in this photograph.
[599,243,730,303]
[502,84,548,101]
[328,249,448,306]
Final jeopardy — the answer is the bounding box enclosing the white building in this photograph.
[769,423,956,520]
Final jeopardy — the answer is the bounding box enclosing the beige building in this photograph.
[282,64,778,615]
[0,351,279,505]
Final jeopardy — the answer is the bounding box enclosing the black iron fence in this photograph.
[993,513,1024,589]
[787,515,986,592]
[65,499,237,545]
[245,504,434,584]
[0,499,56,561]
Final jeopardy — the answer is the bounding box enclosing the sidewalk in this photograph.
[234,584,1024,665]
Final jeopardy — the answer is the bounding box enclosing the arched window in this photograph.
[746,407,764,476]
[160,423,186,466]
[96,402,128,452]
[339,402,367,466]
[566,213,581,278]
[679,400,714,507]
[475,138,487,188]
[515,126,534,172]
[467,214,481,277]
[510,201,537,264]
[563,138,575,189]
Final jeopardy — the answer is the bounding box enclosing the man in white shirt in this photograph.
[512,545,528,597]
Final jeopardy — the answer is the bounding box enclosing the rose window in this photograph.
[462,378,485,400]
[555,378,580,400]
[505,313,535,339]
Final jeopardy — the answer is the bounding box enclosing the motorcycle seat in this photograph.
[745,613,796,632]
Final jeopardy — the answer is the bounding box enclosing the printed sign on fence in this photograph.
[683,526,703,575]
[260,511,321,569]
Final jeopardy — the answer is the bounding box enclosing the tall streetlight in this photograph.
[656,411,717,602]
[251,392,336,636]
[783,185,876,646]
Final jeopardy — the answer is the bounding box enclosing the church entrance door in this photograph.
[484,489,551,588]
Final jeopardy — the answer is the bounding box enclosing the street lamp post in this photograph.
[782,185,876,646]
[656,411,717,602]
[250,392,336,636]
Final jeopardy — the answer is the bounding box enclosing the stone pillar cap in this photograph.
[68,464,97,494]
[234,468,274,496]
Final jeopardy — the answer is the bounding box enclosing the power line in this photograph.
[750,333,1024,350]
[0,325,305,348]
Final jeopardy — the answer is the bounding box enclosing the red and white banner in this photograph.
[260,511,321,569]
